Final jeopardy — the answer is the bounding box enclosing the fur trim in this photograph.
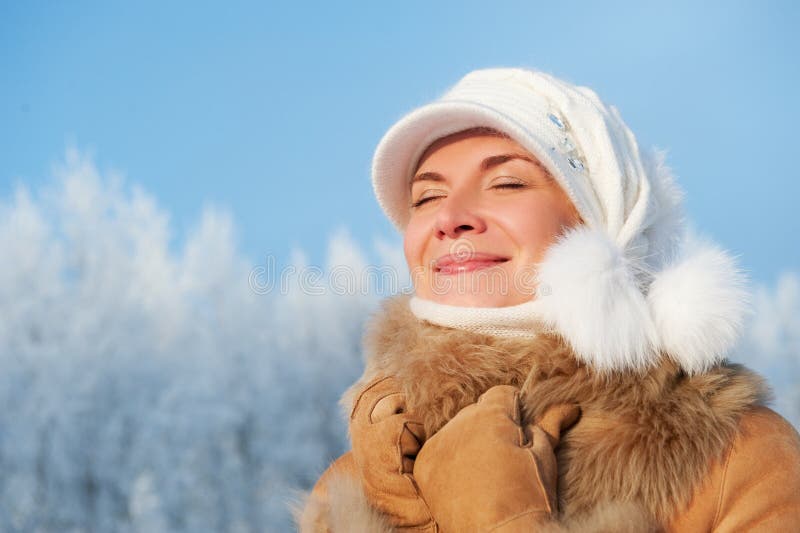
[539,501,659,532]
[520,223,751,375]
[647,238,752,374]
[347,295,770,525]
[532,225,659,372]
[290,489,327,532]
[293,471,394,533]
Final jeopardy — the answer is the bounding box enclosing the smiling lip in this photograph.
[434,253,510,274]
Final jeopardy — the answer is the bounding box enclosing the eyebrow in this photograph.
[480,153,539,171]
[410,153,549,186]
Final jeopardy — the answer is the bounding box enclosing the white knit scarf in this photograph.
[408,295,552,338]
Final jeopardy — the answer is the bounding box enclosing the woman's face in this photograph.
[404,131,581,307]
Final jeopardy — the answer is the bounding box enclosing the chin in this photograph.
[427,291,530,308]
[419,265,535,307]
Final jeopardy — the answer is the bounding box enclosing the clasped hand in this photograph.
[350,377,580,532]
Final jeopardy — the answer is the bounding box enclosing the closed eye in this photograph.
[489,175,529,190]
[411,194,445,208]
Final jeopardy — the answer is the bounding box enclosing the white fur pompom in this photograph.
[533,226,659,372]
[647,240,752,375]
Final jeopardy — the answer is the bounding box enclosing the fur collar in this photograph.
[343,295,769,524]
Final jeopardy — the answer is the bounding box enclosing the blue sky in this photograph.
[2,1,798,281]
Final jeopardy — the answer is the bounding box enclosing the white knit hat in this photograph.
[372,68,751,375]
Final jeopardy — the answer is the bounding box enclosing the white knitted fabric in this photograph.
[409,295,551,338]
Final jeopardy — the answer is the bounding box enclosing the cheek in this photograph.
[403,223,427,268]
[499,198,576,258]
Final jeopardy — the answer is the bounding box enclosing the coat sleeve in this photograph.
[712,407,800,531]
[670,406,800,531]
[294,451,396,533]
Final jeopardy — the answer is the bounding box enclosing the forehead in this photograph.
[415,131,530,172]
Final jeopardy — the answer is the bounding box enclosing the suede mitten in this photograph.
[349,376,437,531]
[413,385,580,533]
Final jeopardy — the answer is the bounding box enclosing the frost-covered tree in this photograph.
[0,148,796,531]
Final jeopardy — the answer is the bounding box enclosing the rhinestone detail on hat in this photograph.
[548,113,566,130]
[547,111,587,174]
[568,157,585,171]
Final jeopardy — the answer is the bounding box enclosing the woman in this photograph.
[297,68,800,531]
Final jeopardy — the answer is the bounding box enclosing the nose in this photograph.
[434,196,487,240]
